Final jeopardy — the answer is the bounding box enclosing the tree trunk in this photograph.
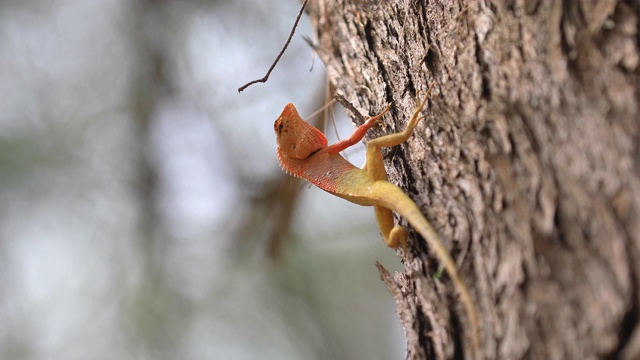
[306,1,640,359]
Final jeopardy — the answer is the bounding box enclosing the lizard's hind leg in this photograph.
[374,205,408,251]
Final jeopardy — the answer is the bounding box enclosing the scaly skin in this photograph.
[274,85,481,357]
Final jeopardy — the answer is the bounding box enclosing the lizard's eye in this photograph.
[274,119,285,133]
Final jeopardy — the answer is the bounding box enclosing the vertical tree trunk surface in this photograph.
[307,1,640,359]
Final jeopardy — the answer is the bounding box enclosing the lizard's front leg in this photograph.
[364,83,434,154]
[327,104,391,154]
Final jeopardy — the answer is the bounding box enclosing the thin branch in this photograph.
[238,0,310,93]
[334,93,366,122]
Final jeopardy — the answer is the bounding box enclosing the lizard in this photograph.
[273,84,481,356]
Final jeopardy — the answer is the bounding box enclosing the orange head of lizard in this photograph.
[274,103,328,160]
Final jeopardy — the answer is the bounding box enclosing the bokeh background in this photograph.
[0,1,404,359]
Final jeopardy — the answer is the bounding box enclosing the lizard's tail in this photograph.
[371,181,481,357]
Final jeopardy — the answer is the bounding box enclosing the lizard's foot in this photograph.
[388,226,409,258]
[364,103,392,127]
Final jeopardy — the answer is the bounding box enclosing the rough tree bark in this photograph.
[306,1,640,359]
